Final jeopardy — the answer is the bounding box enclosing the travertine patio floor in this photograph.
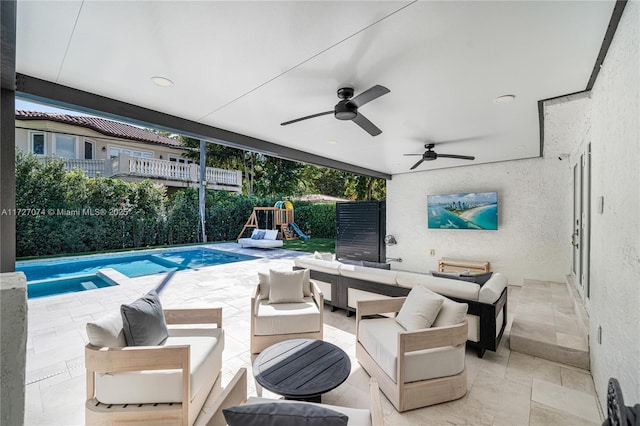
[24,243,602,425]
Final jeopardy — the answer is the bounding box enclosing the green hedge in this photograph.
[15,153,337,257]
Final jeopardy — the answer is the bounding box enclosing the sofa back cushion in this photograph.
[86,311,126,347]
[121,290,169,346]
[395,286,444,331]
[395,271,480,301]
[338,264,398,285]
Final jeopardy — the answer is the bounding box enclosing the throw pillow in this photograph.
[431,271,476,282]
[319,252,335,261]
[258,271,270,300]
[433,298,469,327]
[313,251,324,260]
[120,290,169,346]
[223,402,348,426]
[263,229,279,240]
[460,271,494,285]
[269,269,305,304]
[86,311,126,347]
[251,230,266,240]
[395,285,445,331]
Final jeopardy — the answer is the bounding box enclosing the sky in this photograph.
[15,99,97,117]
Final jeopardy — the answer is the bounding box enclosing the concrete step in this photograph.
[510,279,589,369]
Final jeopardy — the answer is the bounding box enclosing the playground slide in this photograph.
[289,222,310,241]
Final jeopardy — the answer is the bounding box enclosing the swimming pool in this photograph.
[18,247,257,298]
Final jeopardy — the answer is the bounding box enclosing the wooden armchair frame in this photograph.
[250,281,324,354]
[356,298,468,412]
[207,368,384,426]
[85,307,223,426]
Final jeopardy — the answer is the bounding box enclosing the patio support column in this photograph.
[1,4,26,426]
[199,139,206,242]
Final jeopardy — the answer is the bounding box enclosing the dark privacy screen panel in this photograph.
[335,201,385,263]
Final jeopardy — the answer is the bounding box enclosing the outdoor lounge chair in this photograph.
[85,298,224,425]
[238,229,283,249]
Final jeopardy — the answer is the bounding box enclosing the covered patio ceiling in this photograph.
[16,1,616,177]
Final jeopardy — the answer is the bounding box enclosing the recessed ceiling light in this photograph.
[494,94,515,104]
[327,140,337,145]
[151,76,174,87]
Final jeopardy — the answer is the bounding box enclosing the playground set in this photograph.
[236,201,310,241]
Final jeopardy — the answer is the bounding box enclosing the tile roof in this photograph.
[15,110,182,147]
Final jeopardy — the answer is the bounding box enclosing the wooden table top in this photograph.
[253,339,351,399]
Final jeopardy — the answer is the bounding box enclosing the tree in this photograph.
[253,157,305,197]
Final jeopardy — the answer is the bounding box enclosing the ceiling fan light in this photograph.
[335,111,357,120]
[494,94,515,104]
[151,76,174,87]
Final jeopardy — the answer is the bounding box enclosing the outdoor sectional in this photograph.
[293,254,508,357]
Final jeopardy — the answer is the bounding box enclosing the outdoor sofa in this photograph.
[294,253,508,357]
[237,229,283,249]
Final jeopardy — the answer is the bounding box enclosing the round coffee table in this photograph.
[253,338,351,403]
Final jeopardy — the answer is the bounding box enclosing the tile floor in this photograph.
[510,279,589,369]
[24,244,603,425]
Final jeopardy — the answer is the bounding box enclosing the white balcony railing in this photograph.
[61,159,106,177]
[55,155,242,191]
[128,157,191,181]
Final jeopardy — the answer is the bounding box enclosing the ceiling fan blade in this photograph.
[350,85,390,108]
[437,154,476,160]
[352,113,382,136]
[281,110,333,126]
[410,159,425,170]
[403,153,423,156]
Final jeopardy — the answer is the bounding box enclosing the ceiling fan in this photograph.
[404,143,475,170]
[280,85,390,136]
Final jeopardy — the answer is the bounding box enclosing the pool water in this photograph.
[27,275,116,299]
[17,247,257,298]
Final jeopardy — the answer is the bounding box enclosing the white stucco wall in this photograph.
[587,0,640,410]
[386,151,574,285]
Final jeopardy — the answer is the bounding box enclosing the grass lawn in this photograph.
[282,238,335,253]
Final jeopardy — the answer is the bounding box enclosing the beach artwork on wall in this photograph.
[427,192,498,230]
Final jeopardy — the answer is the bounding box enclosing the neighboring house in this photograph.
[15,111,242,193]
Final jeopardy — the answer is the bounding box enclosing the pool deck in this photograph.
[24,243,603,425]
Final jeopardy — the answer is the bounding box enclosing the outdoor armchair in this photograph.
[85,306,224,425]
[356,297,468,412]
[250,269,323,353]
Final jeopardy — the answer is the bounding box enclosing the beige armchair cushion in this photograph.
[358,318,465,383]
[254,297,320,336]
[94,328,224,404]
